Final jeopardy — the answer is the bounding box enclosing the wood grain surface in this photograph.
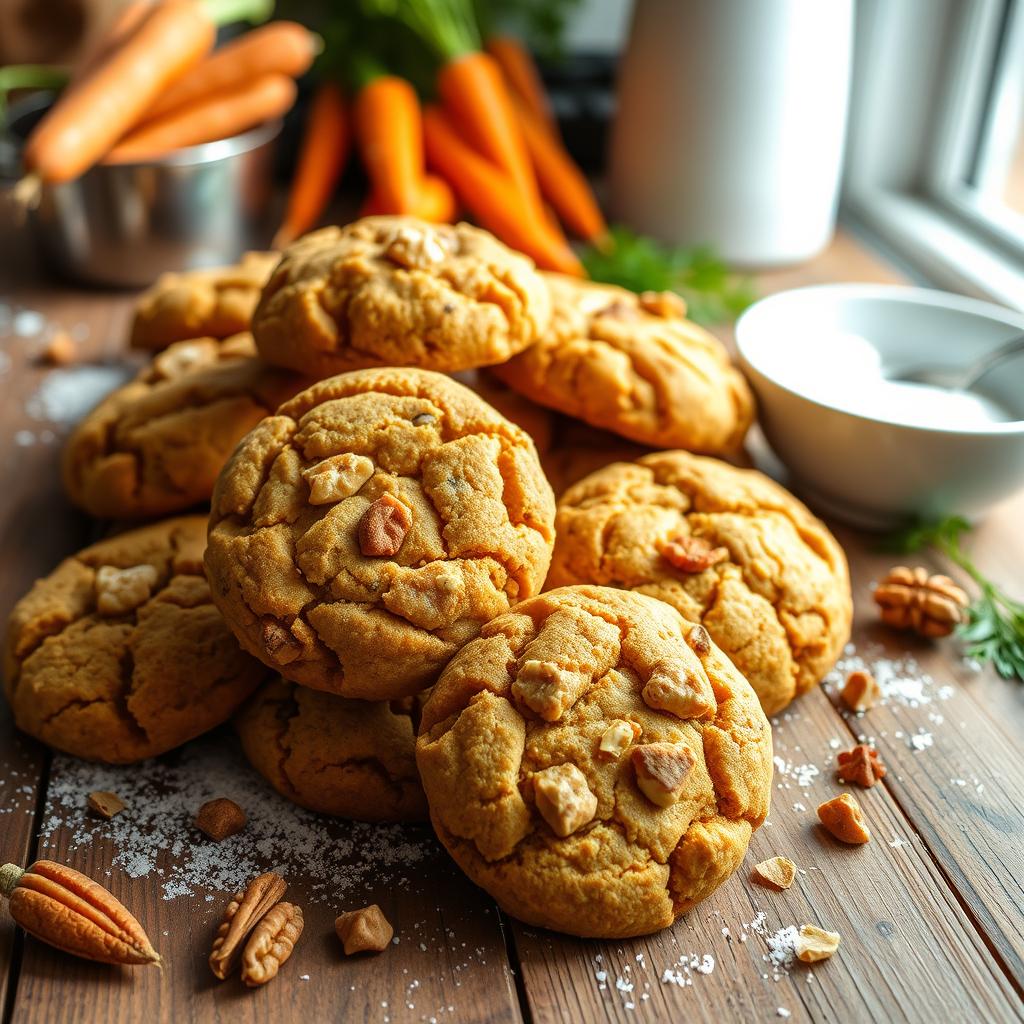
[1,221,1022,1024]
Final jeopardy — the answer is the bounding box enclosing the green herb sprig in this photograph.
[887,515,1024,680]
[581,227,757,326]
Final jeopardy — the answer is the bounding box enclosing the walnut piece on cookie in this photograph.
[205,368,555,700]
[235,677,427,822]
[490,272,754,454]
[416,585,773,938]
[4,516,270,764]
[130,251,279,350]
[252,217,551,376]
[62,333,308,520]
[303,453,375,505]
[548,450,853,717]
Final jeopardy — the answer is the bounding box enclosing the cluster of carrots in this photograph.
[277,0,606,274]
[21,0,317,187]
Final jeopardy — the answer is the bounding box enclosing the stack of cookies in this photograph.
[4,215,853,938]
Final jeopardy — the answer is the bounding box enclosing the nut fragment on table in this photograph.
[87,791,125,819]
[795,924,841,963]
[336,904,393,954]
[533,763,598,837]
[195,798,247,842]
[873,565,969,638]
[631,743,696,807]
[836,744,887,788]
[241,901,303,987]
[95,564,158,616]
[209,871,287,979]
[817,793,871,844]
[840,669,881,712]
[358,494,413,556]
[751,856,796,890]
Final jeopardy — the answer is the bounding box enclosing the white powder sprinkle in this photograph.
[766,926,799,969]
[26,364,132,426]
[909,731,934,751]
[772,756,820,788]
[778,1009,792,1019]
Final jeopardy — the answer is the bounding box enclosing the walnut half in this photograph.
[631,743,696,807]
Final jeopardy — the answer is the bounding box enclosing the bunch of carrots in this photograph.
[19,0,317,191]
[277,0,606,274]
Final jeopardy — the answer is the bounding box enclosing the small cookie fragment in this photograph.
[840,670,881,712]
[597,719,641,760]
[533,763,598,837]
[95,564,158,616]
[750,856,796,890]
[336,904,393,954]
[303,453,375,505]
[817,793,871,845]
[41,331,75,366]
[358,494,413,557]
[196,798,247,841]
[87,791,125,819]
[631,743,696,807]
[795,924,841,963]
[660,535,729,574]
[836,744,887,788]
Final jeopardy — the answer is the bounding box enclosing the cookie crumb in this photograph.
[196,798,247,842]
[795,924,841,963]
[817,793,870,844]
[87,791,125,819]
[840,670,881,712]
[40,331,75,366]
[336,904,393,954]
[836,744,887,788]
[750,856,796,890]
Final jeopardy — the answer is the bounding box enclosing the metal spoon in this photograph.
[891,331,1024,390]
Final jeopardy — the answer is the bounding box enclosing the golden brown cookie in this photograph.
[251,217,551,376]
[452,369,556,456]
[549,452,852,716]
[62,333,308,520]
[416,585,772,938]
[130,251,280,351]
[491,273,754,453]
[205,368,556,700]
[4,516,269,764]
[235,677,427,822]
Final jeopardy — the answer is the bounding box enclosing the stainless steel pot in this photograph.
[6,96,281,287]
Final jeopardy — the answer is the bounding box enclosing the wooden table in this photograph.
[1,226,1023,1024]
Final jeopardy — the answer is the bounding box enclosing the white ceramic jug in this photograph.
[609,0,855,267]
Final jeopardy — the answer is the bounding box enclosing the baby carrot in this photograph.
[362,174,457,223]
[485,35,558,137]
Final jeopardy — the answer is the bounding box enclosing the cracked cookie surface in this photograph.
[549,452,852,716]
[235,677,427,822]
[252,217,551,377]
[3,516,270,764]
[491,273,754,454]
[130,251,280,351]
[63,333,308,519]
[205,368,556,700]
[416,585,772,938]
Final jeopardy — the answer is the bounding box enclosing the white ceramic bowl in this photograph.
[735,284,1024,528]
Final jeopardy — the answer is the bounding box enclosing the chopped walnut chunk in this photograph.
[385,225,450,269]
[817,793,871,844]
[358,494,413,557]
[336,904,393,954]
[660,535,729,574]
[262,620,302,665]
[641,659,716,721]
[795,925,841,963]
[95,564,158,616]
[631,743,696,807]
[836,744,887,788]
[532,763,597,837]
[597,719,642,760]
[303,453,374,505]
[638,290,687,318]
[687,624,712,657]
[840,669,881,712]
[750,856,796,890]
[512,660,587,722]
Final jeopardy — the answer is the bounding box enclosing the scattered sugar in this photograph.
[765,926,799,970]
[909,731,934,751]
[39,733,431,903]
[772,756,820,788]
[26,364,131,426]
[13,309,45,336]
[778,1010,792,1019]
[825,649,950,709]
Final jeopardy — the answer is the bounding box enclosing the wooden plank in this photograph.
[510,680,1023,1024]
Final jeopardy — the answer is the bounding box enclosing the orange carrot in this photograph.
[437,51,541,214]
[361,174,457,223]
[485,35,558,138]
[423,106,582,276]
[273,82,349,248]
[105,74,297,163]
[145,21,318,121]
[353,75,423,215]
[23,0,214,183]
[512,95,608,244]
[72,0,152,86]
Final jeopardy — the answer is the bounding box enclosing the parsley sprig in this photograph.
[888,516,1024,680]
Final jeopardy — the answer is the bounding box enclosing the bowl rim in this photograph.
[735,283,1024,437]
